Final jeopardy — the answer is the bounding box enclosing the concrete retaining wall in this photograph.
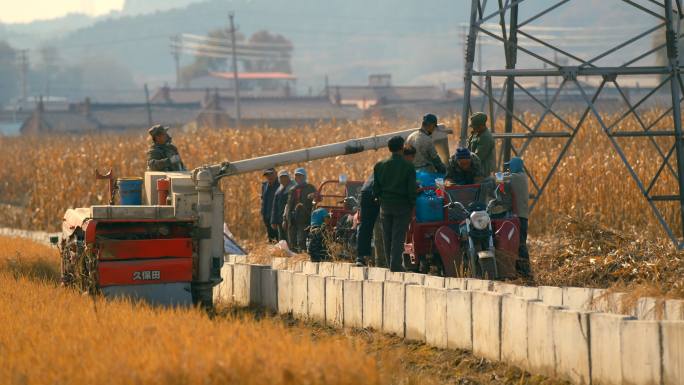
[343,280,363,327]
[325,277,344,327]
[223,259,683,385]
[405,285,426,342]
[362,280,383,330]
[472,291,502,362]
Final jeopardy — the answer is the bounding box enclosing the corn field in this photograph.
[0,112,681,243]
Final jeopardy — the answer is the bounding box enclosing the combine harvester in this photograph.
[57,126,451,306]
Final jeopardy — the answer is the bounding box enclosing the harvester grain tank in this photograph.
[58,126,452,306]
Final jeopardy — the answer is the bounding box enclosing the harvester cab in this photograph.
[58,125,453,307]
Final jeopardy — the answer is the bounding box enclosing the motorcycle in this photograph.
[430,174,521,279]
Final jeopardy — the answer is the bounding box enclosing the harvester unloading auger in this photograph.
[58,126,452,307]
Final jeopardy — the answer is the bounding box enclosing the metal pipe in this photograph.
[209,126,453,180]
[502,2,519,164]
[195,168,214,285]
[461,0,481,145]
[473,66,675,77]
[665,0,684,244]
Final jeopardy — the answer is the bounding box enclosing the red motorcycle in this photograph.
[403,179,520,279]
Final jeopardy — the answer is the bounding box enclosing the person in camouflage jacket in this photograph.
[146,125,185,172]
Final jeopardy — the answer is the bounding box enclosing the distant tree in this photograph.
[0,40,19,107]
[78,55,137,93]
[179,28,293,85]
[180,28,245,86]
[244,30,293,73]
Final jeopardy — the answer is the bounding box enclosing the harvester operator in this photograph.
[146,124,185,172]
[466,112,495,176]
[445,148,484,185]
[405,113,447,174]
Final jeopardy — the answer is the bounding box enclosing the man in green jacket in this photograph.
[373,136,417,272]
[467,112,495,177]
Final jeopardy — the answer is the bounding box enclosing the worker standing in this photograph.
[271,170,295,242]
[508,157,531,278]
[285,168,317,252]
[146,125,185,171]
[405,113,447,174]
[261,168,280,243]
[445,148,484,185]
[373,136,417,272]
[355,173,379,267]
[467,112,495,176]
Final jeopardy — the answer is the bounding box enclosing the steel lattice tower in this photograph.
[461,0,684,247]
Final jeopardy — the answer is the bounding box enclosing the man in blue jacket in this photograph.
[261,168,280,243]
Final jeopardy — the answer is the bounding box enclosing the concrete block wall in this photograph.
[220,258,684,385]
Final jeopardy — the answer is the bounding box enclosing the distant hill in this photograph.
[0,0,663,97]
[121,0,204,16]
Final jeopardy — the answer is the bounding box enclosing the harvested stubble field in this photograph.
[0,113,683,296]
[0,235,565,385]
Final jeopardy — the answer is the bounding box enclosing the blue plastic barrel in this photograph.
[416,171,446,188]
[416,190,444,223]
[118,177,143,205]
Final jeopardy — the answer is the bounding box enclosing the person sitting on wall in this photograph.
[307,208,331,262]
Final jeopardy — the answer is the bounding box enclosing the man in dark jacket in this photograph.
[271,170,295,241]
[261,168,280,243]
[146,125,185,172]
[355,174,378,267]
[446,148,485,185]
[373,136,417,272]
[285,167,317,252]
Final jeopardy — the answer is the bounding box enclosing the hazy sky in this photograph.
[1,0,125,23]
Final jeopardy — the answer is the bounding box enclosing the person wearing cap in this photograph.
[373,135,417,272]
[405,113,447,174]
[445,147,484,185]
[507,157,531,278]
[271,170,295,241]
[261,168,280,243]
[307,208,331,262]
[146,124,185,172]
[467,112,496,177]
[285,167,317,252]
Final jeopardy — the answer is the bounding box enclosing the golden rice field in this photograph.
[0,235,560,385]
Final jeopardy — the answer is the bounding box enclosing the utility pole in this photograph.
[229,11,242,129]
[144,83,153,127]
[170,35,181,87]
[18,49,28,103]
